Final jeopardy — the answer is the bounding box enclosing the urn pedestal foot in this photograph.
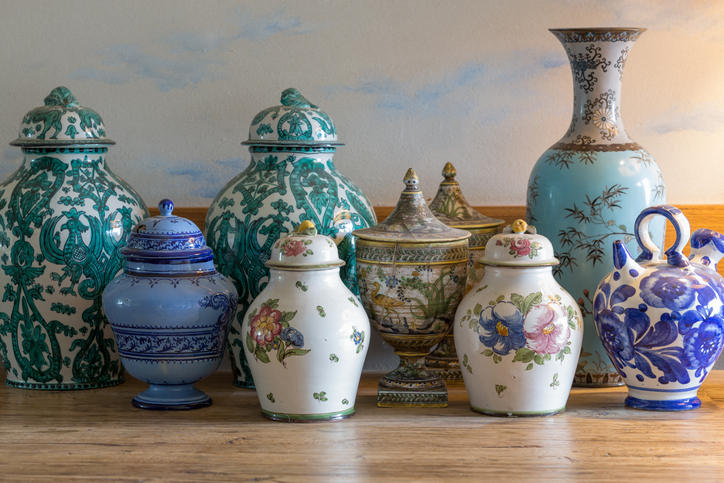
[377,355,448,408]
[132,383,212,410]
[426,336,464,385]
[573,371,624,388]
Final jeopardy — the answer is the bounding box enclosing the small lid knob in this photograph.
[441,162,457,181]
[159,199,174,216]
[403,168,420,192]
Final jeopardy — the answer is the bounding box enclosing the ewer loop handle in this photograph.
[634,205,690,267]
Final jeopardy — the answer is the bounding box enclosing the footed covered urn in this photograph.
[103,200,238,409]
[205,88,376,388]
[426,162,504,384]
[0,87,148,390]
[354,169,469,407]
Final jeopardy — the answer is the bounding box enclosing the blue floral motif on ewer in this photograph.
[678,304,724,378]
[639,268,697,311]
[478,302,526,356]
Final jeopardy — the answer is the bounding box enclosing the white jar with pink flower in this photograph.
[453,220,583,416]
[242,221,370,422]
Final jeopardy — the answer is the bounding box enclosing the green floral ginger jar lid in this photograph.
[244,88,340,145]
[10,86,113,147]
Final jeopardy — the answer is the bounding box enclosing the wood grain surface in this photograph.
[1,370,723,481]
[156,204,724,277]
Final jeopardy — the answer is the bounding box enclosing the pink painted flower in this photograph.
[250,306,283,345]
[524,303,570,354]
[510,238,531,257]
[282,239,306,257]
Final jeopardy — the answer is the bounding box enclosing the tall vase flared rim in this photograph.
[549,27,646,43]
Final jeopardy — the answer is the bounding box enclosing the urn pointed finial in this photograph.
[442,162,457,181]
[294,220,318,236]
[403,168,420,192]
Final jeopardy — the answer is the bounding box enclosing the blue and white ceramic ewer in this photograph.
[594,205,724,410]
[102,200,238,410]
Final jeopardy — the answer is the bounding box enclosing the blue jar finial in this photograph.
[159,199,174,216]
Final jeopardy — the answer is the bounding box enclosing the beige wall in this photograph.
[2,0,723,370]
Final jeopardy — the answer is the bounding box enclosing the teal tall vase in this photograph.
[526,29,666,386]
[0,87,148,389]
[205,89,377,388]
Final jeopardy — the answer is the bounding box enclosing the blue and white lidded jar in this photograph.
[103,200,238,410]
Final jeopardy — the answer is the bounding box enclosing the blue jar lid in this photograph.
[121,199,213,263]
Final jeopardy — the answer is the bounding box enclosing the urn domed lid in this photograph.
[482,220,558,267]
[121,199,213,262]
[268,221,344,270]
[10,86,114,147]
[353,169,471,243]
[243,88,340,146]
[429,162,505,229]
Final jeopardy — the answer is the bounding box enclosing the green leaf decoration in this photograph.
[495,384,507,397]
[493,354,502,364]
[295,281,308,292]
[618,224,627,231]
[317,305,326,317]
[246,333,255,354]
[563,345,572,354]
[469,318,478,329]
[473,303,483,316]
[525,363,533,371]
[495,295,505,303]
[280,310,297,323]
[255,346,270,363]
[285,348,312,357]
[510,293,525,312]
[329,353,339,363]
[462,354,469,365]
[482,349,494,357]
[466,366,473,374]
[277,344,286,363]
[523,292,543,315]
[342,398,349,405]
[512,347,536,363]
[267,393,275,403]
[534,354,544,365]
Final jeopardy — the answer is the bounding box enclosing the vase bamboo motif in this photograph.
[0,86,148,389]
[526,28,666,387]
[354,169,469,407]
[426,162,503,384]
[205,88,376,388]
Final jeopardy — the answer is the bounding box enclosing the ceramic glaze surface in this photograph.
[243,223,369,421]
[526,28,666,387]
[455,220,583,416]
[427,162,503,384]
[354,169,469,407]
[593,205,724,411]
[0,87,148,390]
[205,88,376,389]
[103,200,237,409]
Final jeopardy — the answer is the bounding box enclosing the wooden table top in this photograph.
[2,370,724,481]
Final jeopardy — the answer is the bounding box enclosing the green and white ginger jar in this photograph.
[0,86,148,389]
[526,28,666,387]
[205,88,376,388]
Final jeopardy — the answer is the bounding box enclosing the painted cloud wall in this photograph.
[1,0,723,208]
[2,1,724,370]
